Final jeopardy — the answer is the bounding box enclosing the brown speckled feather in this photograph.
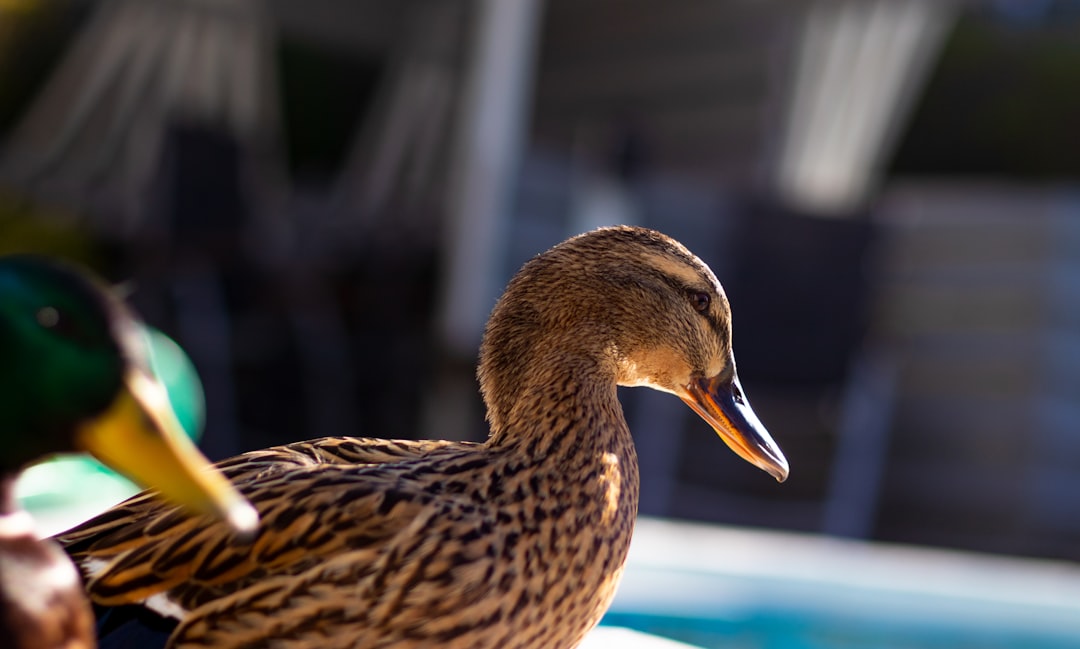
[62,439,474,607]
[59,226,787,649]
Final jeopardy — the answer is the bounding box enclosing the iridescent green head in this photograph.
[0,256,257,534]
[0,255,134,470]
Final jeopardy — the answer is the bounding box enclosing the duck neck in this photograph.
[484,351,633,463]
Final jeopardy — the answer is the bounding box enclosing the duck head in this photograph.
[0,256,258,533]
[479,226,788,482]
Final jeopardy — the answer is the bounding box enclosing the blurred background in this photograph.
[5,0,1080,623]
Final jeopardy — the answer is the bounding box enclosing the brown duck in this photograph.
[60,226,788,649]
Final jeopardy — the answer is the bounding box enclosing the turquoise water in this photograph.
[601,519,1080,649]
[601,609,1080,649]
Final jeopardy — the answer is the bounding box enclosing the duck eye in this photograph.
[36,306,85,343]
[36,306,60,328]
[689,291,711,313]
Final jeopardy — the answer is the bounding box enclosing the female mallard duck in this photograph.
[61,226,788,649]
[0,255,258,649]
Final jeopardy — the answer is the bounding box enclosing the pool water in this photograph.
[601,609,1080,649]
[601,519,1080,649]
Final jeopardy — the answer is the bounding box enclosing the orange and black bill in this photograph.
[679,372,789,482]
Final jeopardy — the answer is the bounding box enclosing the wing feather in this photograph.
[58,436,480,613]
[170,500,502,648]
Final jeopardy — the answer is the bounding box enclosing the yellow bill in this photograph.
[74,369,258,536]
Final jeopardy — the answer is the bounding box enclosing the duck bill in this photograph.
[679,372,789,482]
[74,369,258,536]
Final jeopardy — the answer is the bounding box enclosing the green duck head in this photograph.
[0,255,257,535]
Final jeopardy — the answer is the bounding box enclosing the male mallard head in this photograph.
[0,256,257,533]
[480,226,788,481]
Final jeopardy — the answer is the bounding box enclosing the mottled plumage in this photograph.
[61,226,788,649]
